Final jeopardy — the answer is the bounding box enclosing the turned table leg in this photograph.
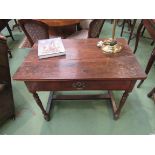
[114,91,129,119]
[32,92,50,121]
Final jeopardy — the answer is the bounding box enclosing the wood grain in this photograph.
[13,38,146,81]
[37,19,81,27]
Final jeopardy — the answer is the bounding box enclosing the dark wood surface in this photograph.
[13,38,146,81]
[37,19,81,38]
[38,19,81,27]
[13,38,146,121]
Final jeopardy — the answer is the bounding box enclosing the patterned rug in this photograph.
[19,37,31,48]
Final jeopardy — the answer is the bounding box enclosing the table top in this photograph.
[13,38,146,81]
[37,19,81,27]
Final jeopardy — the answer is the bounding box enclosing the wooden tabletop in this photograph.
[13,38,146,81]
[37,19,81,27]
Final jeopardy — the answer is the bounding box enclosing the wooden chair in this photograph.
[120,19,137,44]
[19,19,49,47]
[135,20,155,88]
[67,19,105,39]
[137,47,155,88]
[134,20,155,54]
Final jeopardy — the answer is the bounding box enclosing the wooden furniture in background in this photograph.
[147,87,155,103]
[19,19,49,47]
[0,34,12,58]
[0,35,15,125]
[38,19,81,38]
[0,19,15,40]
[120,19,137,44]
[134,20,155,88]
[38,19,81,27]
[19,19,81,47]
[13,38,146,121]
[67,19,105,39]
[134,20,155,53]
[12,19,21,32]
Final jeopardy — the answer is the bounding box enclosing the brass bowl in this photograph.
[101,38,123,54]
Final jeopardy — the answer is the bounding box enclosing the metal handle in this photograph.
[72,81,86,89]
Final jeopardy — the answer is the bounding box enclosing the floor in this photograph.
[0,20,155,135]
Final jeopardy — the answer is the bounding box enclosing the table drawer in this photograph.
[25,80,132,92]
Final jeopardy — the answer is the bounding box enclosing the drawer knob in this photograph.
[72,82,86,89]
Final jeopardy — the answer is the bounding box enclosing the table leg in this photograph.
[32,92,50,121]
[114,91,129,119]
[30,90,131,121]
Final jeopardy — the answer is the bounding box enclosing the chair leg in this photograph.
[134,20,144,54]
[120,20,126,37]
[148,87,155,103]
[128,19,137,44]
[126,20,132,31]
[147,87,155,98]
[6,24,15,41]
[12,19,21,32]
[137,79,145,88]
[141,27,145,36]
[8,49,12,58]
[137,48,155,88]
[145,48,155,75]
[77,23,82,31]
[151,40,154,46]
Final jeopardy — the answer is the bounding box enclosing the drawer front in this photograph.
[25,80,132,92]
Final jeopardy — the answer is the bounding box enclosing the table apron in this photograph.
[25,80,136,93]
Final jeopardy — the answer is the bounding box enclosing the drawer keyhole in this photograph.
[72,82,86,89]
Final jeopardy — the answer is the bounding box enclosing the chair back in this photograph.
[143,20,155,42]
[19,19,49,47]
[88,19,105,38]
